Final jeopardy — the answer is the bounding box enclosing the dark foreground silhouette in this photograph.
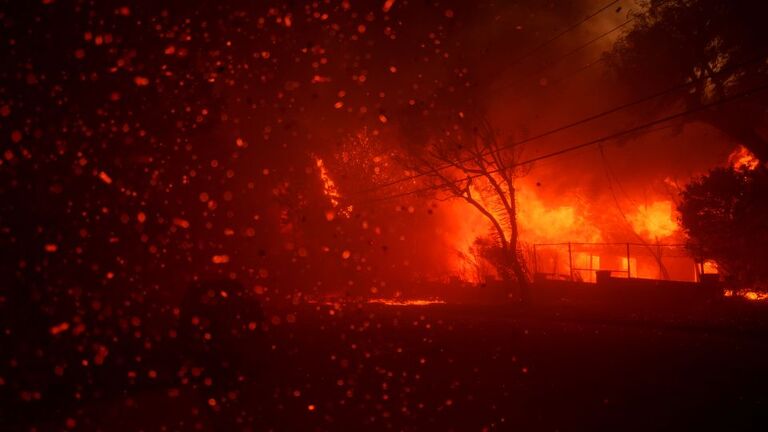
[7,281,768,431]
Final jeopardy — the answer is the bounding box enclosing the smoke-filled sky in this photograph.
[0,0,743,296]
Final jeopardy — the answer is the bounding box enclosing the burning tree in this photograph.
[401,114,531,299]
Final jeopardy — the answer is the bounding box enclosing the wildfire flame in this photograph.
[728,145,759,171]
[517,187,602,244]
[702,260,718,274]
[315,157,352,217]
[444,198,495,282]
[446,185,605,282]
[627,201,679,240]
[724,289,768,301]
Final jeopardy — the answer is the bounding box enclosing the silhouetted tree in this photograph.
[402,114,531,301]
[678,166,768,287]
[606,0,768,161]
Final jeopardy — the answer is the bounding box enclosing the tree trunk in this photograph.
[506,186,530,304]
[462,195,514,282]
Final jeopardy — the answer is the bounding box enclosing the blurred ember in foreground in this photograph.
[2,0,768,430]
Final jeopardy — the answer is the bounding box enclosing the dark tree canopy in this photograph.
[678,166,768,287]
[606,0,768,161]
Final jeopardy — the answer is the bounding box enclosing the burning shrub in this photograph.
[678,166,768,288]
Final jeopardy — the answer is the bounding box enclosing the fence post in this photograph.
[657,242,663,280]
[568,242,574,281]
[626,243,631,278]
[532,244,538,275]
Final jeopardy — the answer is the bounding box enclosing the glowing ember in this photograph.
[49,322,70,335]
[98,171,113,185]
[211,254,230,264]
[172,217,190,229]
[728,145,759,171]
[382,0,396,13]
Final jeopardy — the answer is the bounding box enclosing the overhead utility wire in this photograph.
[507,57,605,106]
[355,81,768,205]
[381,4,638,192]
[503,0,621,70]
[357,54,767,194]
[498,17,633,92]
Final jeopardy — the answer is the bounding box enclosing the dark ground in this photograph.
[19,291,768,432]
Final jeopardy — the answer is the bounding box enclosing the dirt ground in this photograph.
[21,298,768,431]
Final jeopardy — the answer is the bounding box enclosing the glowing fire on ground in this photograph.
[368,298,446,306]
[724,290,768,301]
[307,297,446,307]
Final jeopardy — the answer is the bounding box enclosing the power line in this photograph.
[353,2,629,197]
[498,17,633,92]
[374,2,656,193]
[502,0,621,72]
[508,56,605,108]
[599,144,670,279]
[355,81,768,205]
[356,53,767,195]
[525,122,679,169]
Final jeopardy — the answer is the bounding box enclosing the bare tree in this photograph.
[404,114,531,301]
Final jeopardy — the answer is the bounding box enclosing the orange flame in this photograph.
[724,289,768,301]
[315,157,352,217]
[444,185,604,282]
[702,260,718,274]
[517,187,602,244]
[444,199,494,282]
[728,145,759,171]
[627,201,679,240]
